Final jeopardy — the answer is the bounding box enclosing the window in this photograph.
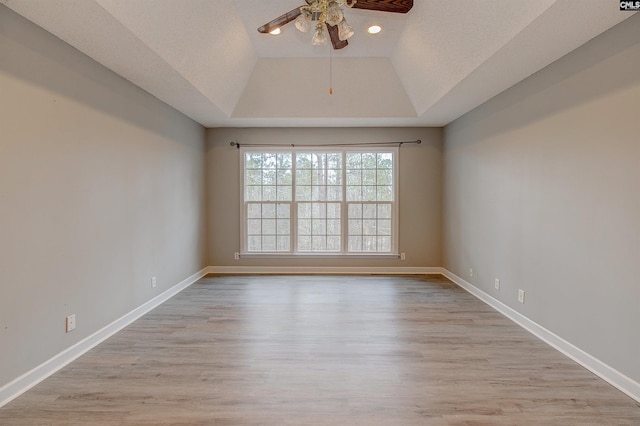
[241,148,398,256]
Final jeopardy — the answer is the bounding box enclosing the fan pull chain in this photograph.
[329,42,333,95]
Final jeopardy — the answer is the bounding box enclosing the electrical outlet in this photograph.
[518,289,525,304]
[151,276,157,288]
[66,314,76,332]
[234,252,240,260]
[495,278,500,290]
[469,268,474,277]
[400,252,406,261]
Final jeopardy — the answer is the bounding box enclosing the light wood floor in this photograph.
[1,275,639,425]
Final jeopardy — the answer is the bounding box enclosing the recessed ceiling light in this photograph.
[367,25,382,34]
[269,27,281,35]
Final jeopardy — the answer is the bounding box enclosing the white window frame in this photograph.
[240,146,399,258]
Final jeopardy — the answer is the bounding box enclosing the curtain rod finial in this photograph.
[230,141,239,149]
[417,139,422,144]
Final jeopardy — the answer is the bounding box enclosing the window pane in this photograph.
[297,153,312,169]
[377,186,392,201]
[277,236,290,251]
[346,186,361,202]
[378,236,391,252]
[246,186,261,201]
[311,169,326,185]
[277,153,292,169]
[246,169,262,185]
[362,153,376,169]
[298,219,311,235]
[262,203,276,218]
[363,186,377,201]
[262,169,276,185]
[248,236,261,251]
[262,236,276,251]
[298,203,311,218]
[377,153,393,168]
[363,236,377,252]
[263,186,276,201]
[346,153,361,169]
[312,220,326,235]
[349,219,362,235]
[277,169,292,185]
[312,203,326,218]
[298,235,311,251]
[247,219,261,235]
[363,219,376,235]
[246,153,263,169]
[247,203,261,218]
[296,185,311,201]
[327,169,341,185]
[326,203,341,218]
[277,219,290,235]
[262,219,276,235]
[263,153,277,169]
[378,219,391,236]
[311,186,326,201]
[327,186,342,201]
[349,236,362,252]
[327,236,341,251]
[363,169,376,185]
[346,170,361,185]
[312,236,326,251]
[348,203,362,218]
[327,153,342,169]
[377,169,392,185]
[277,203,290,218]
[297,169,311,185]
[277,186,292,201]
[311,153,325,169]
[377,204,391,219]
[363,204,376,218]
[327,219,341,235]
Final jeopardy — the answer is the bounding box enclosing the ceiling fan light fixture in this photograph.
[325,2,344,26]
[338,19,354,41]
[294,9,312,33]
[269,27,281,35]
[312,23,327,45]
[367,24,382,34]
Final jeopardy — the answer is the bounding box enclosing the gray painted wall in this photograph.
[0,6,207,386]
[207,127,442,269]
[443,14,640,383]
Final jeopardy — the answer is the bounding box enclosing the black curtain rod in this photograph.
[230,140,421,149]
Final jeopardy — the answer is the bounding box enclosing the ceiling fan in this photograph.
[258,0,413,50]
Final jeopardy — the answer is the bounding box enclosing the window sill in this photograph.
[239,253,400,259]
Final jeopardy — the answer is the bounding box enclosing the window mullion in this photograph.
[291,150,297,254]
[341,151,348,255]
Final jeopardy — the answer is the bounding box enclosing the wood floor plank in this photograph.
[1,274,639,425]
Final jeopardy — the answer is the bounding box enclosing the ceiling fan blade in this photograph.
[257,7,302,33]
[351,0,413,13]
[327,24,348,50]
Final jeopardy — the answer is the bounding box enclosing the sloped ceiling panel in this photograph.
[392,0,557,117]
[421,0,636,125]
[233,57,416,119]
[96,0,256,116]
[0,0,231,124]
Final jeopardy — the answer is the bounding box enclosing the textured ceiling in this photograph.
[1,0,635,127]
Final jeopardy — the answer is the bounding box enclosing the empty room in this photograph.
[1,0,639,424]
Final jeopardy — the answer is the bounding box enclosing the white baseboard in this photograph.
[0,267,208,408]
[206,266,443,275]
[441,269,640,404]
